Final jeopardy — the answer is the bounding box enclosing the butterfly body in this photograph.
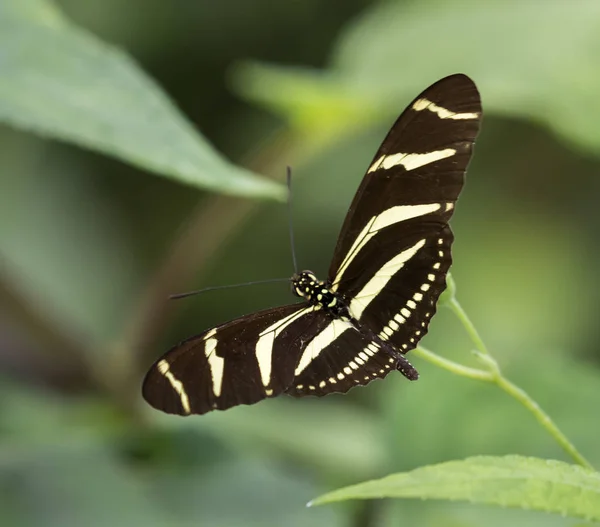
[291,270,346,317]
[143,74,482,416]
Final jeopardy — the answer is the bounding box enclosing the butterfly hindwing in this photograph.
[355,225,454,355]
[286,320,404,397]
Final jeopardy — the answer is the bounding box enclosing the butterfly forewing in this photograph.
[328,74,481,284]
[142,74,482,415]
[320,74,481,370]
[143,304,324,415]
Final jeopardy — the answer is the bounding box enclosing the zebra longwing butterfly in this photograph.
[143,74,482,415]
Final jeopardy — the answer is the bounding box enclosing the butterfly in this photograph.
[142,74,482,415]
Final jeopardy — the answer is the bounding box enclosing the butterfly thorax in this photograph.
[291,270,349,318]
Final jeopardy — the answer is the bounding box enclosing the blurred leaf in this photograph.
[234,0,600,155]
[0,0,283,199]
[149,457,347,527]
[0,139,142,344]
[310,455,600,522]
[0,445,173,527]
[0,380,128,469]
[151,398,385,481]
[451,205,595,358]
[0,432,345,527]
[334,0,600,154]
[231,62,380,145]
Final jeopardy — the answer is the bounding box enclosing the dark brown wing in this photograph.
[327,74,481,359]
[142,303,325,415]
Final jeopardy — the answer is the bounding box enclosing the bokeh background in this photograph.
[1,0,600,525]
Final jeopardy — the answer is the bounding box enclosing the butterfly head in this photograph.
[291,270,321,300]
[291,270,344,314]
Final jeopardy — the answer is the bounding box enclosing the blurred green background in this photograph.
[1,0,600,525]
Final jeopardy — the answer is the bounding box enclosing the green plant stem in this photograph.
[448,297,491,356]
[413,346,491,382]
[494,374,592,469]
[417,295,593,470]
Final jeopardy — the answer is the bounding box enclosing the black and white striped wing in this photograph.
[324,74,481,369]
[285,320,403,397]
[142,74,482,416]
[143,304,323,415]
[143,303,404,414]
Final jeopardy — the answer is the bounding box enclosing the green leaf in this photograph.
[335,0,600,154]
[0,0,283,199]
[234,0,600,155]
[310,456,600,522]
[231,62,380,145]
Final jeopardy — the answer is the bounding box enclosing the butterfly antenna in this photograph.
[170,278,290,300]
[171,168,298,301]
[287,166,299,274]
